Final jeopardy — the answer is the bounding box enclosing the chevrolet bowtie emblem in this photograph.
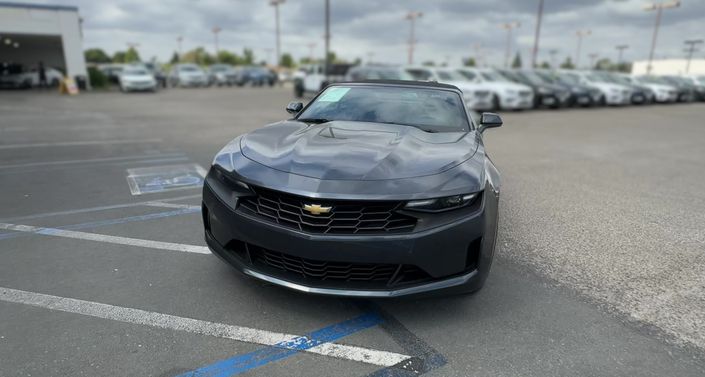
[303,204,332,215]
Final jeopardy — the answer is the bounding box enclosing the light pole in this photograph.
[405,11,423,65]
[500,22,520,68]
[270,0,286,68]
[306,42,317,63]
[212,26,221,61]
[324,0,330,81]
[575,29,591,68]
[684,39,703,74]
[176,36,183,59]
[588,53,599,69]
[644,0,680,75]
[531,0,544,68]
[615,44,629,68]
[549,49,559,68]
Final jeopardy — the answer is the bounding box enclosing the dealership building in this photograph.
[632,59,705,76]
[0,2,87,83]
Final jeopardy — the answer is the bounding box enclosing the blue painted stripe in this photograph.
[177,312,383,377]
[0,207,200,241]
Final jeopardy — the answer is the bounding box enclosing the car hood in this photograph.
[122,74,153,81]
[240,120,478,181]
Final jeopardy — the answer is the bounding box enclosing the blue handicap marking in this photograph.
[126,163,208,195]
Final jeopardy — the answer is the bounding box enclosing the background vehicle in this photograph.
[99,64,125,85]
[558,70,632,106]
[634,75,678,103]
[661,76,696,102]
[535,69,598,107]
[207,64,238,86]
[293,63,353,97]
[458,67,534,110]
[605,72,655,104]
[499,69,570,108]
[682,75,705,101]
[118,65,157,92]
[143,62,167,88]
[402,66,495,111]
[0,66,63,88]
[168,64,208,87]
[235,66,269,87]
[345,65,413,81]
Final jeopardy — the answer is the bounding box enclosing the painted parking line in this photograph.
[0,194,201,222]
[0,287,411,367]
[0,138,162,150]
[177,313,384,377]
[143,201,201,210]
[0,153,185,171]
[0,223,210,254]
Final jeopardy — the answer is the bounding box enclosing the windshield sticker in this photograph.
[319,87,351,102]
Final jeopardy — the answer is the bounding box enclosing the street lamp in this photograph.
[212,26,221,61]
[270,0,286,68]
[684,39,703,74]
[500,21,520,68]
[615,45,629,67]
[405,11,423,65]
[531,0,544,68]
[575,29,591,68]
[548,49,559,68]
[177,36,183,58]
[644,0,680,74]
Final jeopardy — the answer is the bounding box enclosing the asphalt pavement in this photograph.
[0,87,704,377]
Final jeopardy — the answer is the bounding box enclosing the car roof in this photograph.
[330,80,461,92]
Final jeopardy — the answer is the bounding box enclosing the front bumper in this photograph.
[123,81,156,91]
[201,176,498,297]
[499,92,534,110]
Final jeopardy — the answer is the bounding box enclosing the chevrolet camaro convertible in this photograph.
[202,80,502,297]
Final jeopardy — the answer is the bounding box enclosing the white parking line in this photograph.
[0,287,411,367]
[0,223,210,254]
[143,201,201,210]
[0,138,163,150]
[0,153,184,170]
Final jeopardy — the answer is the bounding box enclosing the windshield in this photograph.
[179,66,200,72]
[481,71,510,83]
[297,85,470,132]
[639,75,667,85]
[436,70,466,82]
[124,68,149,75]
[516,71,546,86]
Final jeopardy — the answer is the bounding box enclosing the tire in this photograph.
[598,96,607,106]
[491,95,501,111]
[294,83,304,98]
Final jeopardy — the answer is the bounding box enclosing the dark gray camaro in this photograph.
[202,81,502,297]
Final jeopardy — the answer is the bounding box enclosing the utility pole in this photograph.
[684,39,703,74]
[588,53,599,69]
[405,11,423,65]
[500,21,520,68]
[549,49,559,68]
[531,0,544,68]
[270,0,285,68]
[212,26,221,62]
[176,36,183,58]
[644,0,680,75]
[575,29,591,68]
[306,42,317,63]
[324,0,330,82]
[615,44,629,67]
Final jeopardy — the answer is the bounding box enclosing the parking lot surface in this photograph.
[1,88,704,377]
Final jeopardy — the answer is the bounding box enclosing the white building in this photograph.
[632,59,705,76]
[0,2,87,84]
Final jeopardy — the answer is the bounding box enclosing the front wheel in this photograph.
[491,94,501,111]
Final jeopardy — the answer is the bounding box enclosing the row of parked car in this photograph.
[99,63,279,92]
[0,63,66,89]
[295,63,705,111]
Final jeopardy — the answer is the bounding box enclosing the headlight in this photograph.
[404,193,478,212]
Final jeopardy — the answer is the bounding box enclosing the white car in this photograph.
[119,66,157,92]
[559,70,633,105]
[0,67,63,88]
[403,66,495,111]
[168,64,208,87]
[457,67,534,110]
[632,76,678,103]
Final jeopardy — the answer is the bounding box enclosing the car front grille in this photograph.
[519,90,532,97]
[238,186,417,235]
[228,241,432,288]
[474,90,490,97]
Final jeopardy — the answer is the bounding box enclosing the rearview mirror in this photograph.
[478,112,503,133]
[286,101,304,114]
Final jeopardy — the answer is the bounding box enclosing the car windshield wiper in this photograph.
[296,118,331,124]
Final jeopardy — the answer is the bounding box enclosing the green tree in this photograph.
[299,57,316,65]
[422,60,436,67]
[182,47,214,65]
[243,48,255,65]
[539,61,550,69]
[217,50,242,65]
[170,52,180,64]
[84,48,111,63]
[124,47,141,63]
[279,53,294,68]
[511,52,522,68]
[595,58,612,71]
[112,51,127,63]
[560,57,575,69]
[326,51,338,64]
[463,57,476,67]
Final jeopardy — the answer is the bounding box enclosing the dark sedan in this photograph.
[202,81,502,297]
[498,69,571,108]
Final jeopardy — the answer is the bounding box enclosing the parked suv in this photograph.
[457,67,535,110]
[168,64,208,87]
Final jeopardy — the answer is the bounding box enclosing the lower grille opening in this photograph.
[465,237,482,271]
[226,241,433,289]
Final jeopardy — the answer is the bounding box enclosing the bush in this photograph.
[88,67,108,89]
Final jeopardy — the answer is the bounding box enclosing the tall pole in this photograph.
[549,49,558,68]
[531,0,544,68]
[306,42,317,63]
[575,29,591,68]
[588,53,599,69]
[212,27,221,61]
[270,0,285,68]
[644,0,680,75]
[176,36,183,58]
[684,39,703,74]
[615,45,629,67]
[405,11,423,65]
[324,0,330,82]
[501,22,520,68]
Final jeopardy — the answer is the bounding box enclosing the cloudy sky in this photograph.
[26,0,705,67]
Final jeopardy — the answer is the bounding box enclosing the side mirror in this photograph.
[478,112,503,133]
[286,101,304,114]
